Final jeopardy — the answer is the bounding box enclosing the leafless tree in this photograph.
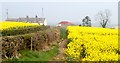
[96,9,111,28]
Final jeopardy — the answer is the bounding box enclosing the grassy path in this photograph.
[51,39,68,61]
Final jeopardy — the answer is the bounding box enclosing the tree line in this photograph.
[79,9,111,28]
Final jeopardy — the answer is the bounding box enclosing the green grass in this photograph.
[10,45,59,61]
[60,28,67,39]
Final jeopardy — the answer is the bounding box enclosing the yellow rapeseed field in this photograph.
[65,26,118,61]
[0,21,39,30]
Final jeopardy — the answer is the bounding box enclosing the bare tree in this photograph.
[96,9,111,28]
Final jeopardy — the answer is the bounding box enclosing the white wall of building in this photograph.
[44,19,47,26]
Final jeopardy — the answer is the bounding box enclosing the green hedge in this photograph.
[1,26,50,36]
[2,28,60,59]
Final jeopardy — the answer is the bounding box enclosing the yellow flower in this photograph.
[65,26,118,61]
[0,21,39,30]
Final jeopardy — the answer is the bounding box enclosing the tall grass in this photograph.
[60,28,67,39]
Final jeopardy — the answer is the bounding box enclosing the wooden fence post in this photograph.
[31,37,32,51]
[22,39,25,49]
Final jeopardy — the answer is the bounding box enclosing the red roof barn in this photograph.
[57,21,74,27]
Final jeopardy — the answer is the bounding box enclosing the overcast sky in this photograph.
[0,0,119,2]
[0,1,118,27]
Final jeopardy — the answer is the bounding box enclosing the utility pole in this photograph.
[42,8,44,18]
[6,9,8,19]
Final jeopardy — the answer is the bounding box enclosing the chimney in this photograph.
[35,15,38,22]
[35,15,40,25]
[26,16,29,22]
[35,15,38,19]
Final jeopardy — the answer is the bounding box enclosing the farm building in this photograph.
[6,16,47,26]
[111,26,119,29]
[57,21,74,28]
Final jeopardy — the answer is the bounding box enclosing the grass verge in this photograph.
[9,45,59,61]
